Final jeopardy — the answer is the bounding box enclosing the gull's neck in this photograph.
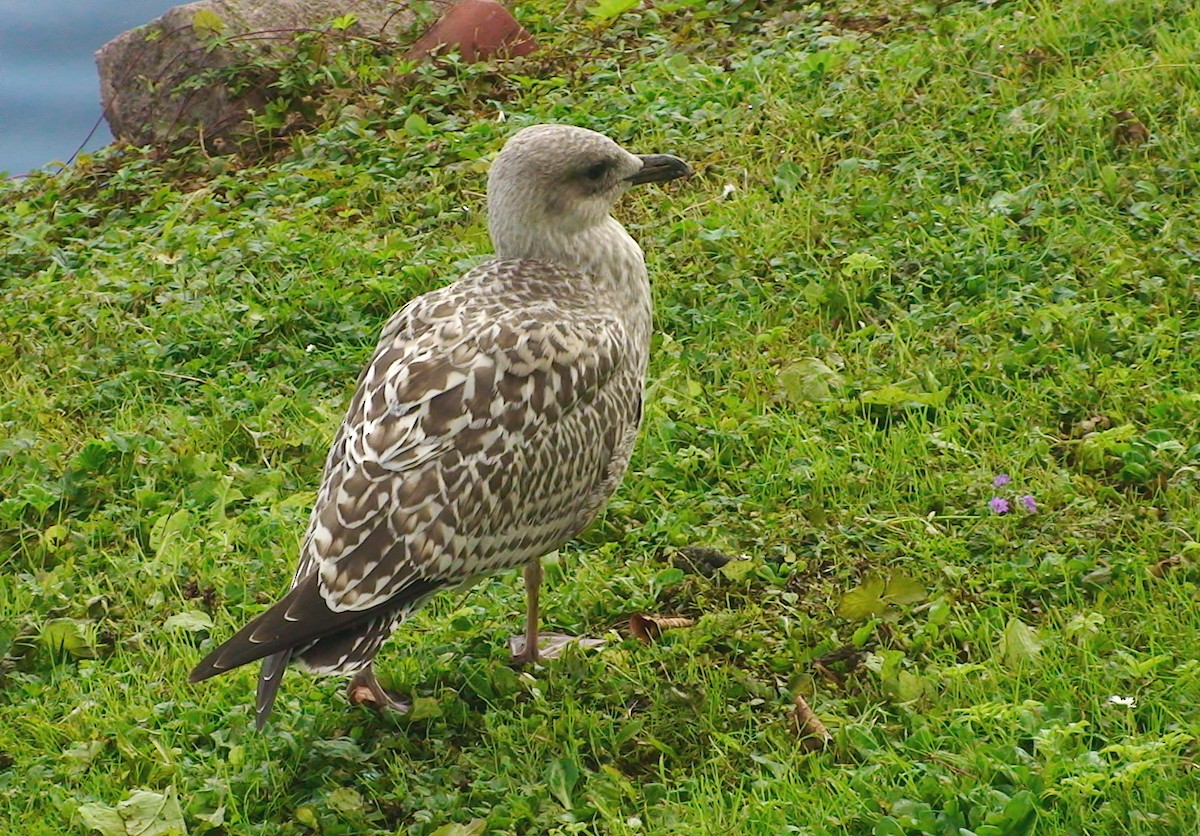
[491,215,650,305]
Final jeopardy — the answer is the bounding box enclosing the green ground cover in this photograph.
[3,0,1199,832]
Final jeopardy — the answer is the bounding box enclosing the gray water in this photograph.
[0,0,177,176]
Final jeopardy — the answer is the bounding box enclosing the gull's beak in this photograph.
[627,154,692,185]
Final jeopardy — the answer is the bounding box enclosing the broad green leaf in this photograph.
[163,610,212,633]
[116,788,186,836]
[18,482,60,513]
[311,737,370,763]
[749,752,787,778]
[545,757,580,809]
[1077,423,1137,470]
[884,572,927,605]
[839,573,926,620]
[63,741,105,777]
[588,0,639,22]
[41,523,70,548]
[73,439,118,473]
[41,618,96,659]
[778,358,844,403]
[409,696,442,721]
[404,112,432,137]
[488,662,521,697]
[837,575,888,620]
[461,660,495,700]
[851,619,878,647]
[719,555,757,582]
[193,806,225,833]
[873,816,907,836]
[650,566,685,592]
[891,798,936,829]
[860,385,948,410]
[207,475,245,519]
[995,790,1036,833]
[191,8,224,36]
[842,252,886,274]
[773,161,804,197]
[326,787,365,815]
[78,802,124,836]
[895,671,926,703]
[999,617,1042,667]
[150,509,193,563]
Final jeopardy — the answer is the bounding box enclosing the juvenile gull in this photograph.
[189,124,690,728]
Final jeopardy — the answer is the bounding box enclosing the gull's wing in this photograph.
[190,267,627,683]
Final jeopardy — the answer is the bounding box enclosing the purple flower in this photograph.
[993,474,1012,488]
[1019,494,1037,512]
[989,496,1010,514]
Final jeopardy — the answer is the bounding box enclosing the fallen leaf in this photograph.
[1111,110,1150,146]
[193,805,225,833]
[78,802,124,836]
[116,788,186,836]
[789,694,832,751]
[1149,555,1184,577]
[628,614,695,643]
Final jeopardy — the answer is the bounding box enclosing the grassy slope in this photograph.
[3,0,1200,832]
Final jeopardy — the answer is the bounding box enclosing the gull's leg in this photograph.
[509,558,603,664]
[510,559,543,665]
[346,663,410,714]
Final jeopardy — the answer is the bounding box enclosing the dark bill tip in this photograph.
[627,154,692,185]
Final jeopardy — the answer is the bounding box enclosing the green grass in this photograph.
[3,0,1200,832]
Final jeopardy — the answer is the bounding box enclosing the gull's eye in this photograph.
[583,161,608,180]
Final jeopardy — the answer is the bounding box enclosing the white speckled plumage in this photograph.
[189,125,690,728]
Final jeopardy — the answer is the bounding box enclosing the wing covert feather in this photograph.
[296,279,627,615]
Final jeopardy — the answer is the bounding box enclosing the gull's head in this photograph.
[487,124,690,256]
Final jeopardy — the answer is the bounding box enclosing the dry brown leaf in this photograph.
[629,614,695,643]
[1112,110,1150,146]
[789,694,832,752]
[1150,555,1185,578]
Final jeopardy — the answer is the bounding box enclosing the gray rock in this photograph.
[95,0,416,152]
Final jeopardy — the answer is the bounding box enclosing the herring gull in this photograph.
[189,124,691,728]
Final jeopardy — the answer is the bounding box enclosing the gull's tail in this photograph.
[255,650,292,730]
